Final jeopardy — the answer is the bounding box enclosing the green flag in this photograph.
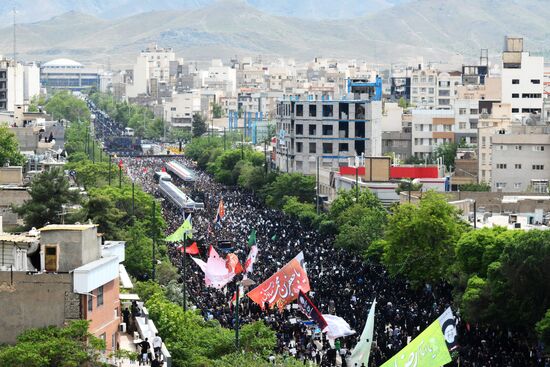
[165,214,193,241]
[381,319,451,367]
[247,229,257,246]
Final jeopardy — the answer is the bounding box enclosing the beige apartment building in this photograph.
[478,103,512,185]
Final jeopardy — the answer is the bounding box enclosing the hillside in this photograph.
[0,0,548,67]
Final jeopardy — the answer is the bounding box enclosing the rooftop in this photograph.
[42,58,83,68]
[39,224,97,232]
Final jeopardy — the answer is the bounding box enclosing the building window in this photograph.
[338,143,349,152]
[322,105,333,117]
[97,286,104,307]
[512,108,519,113]
[514,183,521,189]
[322,125,333,136]
[459,108,467,115]
[533,146,545,151]
[308,125,316,135]
[309,105,317,117]
[531,79,540,84]
[496,164,507,169]
[515,145,522,150]
[496,182,506,189]
[470,109,478,115]
[532,165,544,170]
[515,164,522,169]
[512,79,519,84]
[296,124,303,135]
[296,104,303,117]
[512,93,519,98]
[309,143,316,154]
[296,142,303,153]
[322,143,333,154]
[88,293,93,312]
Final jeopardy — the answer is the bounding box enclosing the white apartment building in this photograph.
[500,37,544,120]
[410,68,461,110]
[0,58,40,112]
[163,90,201,129]
[205,59,236,95]
[126,45,176,98]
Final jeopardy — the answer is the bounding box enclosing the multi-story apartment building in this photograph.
[126,44,176,98]
[491,124,550,193]
[477,103,512,185]
[0,224,125,352]
[410,67,461,110]
[275,98,382,175]
[500,36,544,120]
[0,58,40,111]
[410,68,437,109]
[411,109,455,159]
[40,58,99,93]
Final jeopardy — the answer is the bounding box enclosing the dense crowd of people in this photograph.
[122,155,548,367]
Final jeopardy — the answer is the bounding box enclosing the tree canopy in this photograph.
[13,168,80,229]
[192,113,208,137]
[0,126,26,167]
[381,191,466,287]
[0,320,105,367]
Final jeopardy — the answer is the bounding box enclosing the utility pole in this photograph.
[132,179,135,223]
[152,200,156,281]
[182,230,187,312]
[235,282,240,348]
[316,156,320,214]
[241,131,244,160]
[355,166,359,202]
[264,138,268,175]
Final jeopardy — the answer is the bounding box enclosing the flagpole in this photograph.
[182,229,187,312]
[235,281,240,348]
[152,200,156,281]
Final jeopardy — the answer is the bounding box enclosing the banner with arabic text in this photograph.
[247,252,310,310]
[380,319,451,367]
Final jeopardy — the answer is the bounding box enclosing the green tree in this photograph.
[13,168,80,229]
[536,309,550,351]
[263,173,315,208]
[434,142,458,171]
[459,182,491,192]
[282,196,319,227]
[192,113,208,137]
[397,97,410,109]
[45,91,90,123]
[334,204,386,252]
[381,191,466,287]
[460,230,550,329]
[0,320,105,367]
[0,126,26,167]
[212,102,224,118]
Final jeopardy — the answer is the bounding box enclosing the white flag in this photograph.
[349,299,376,367]
[323,314,356,340]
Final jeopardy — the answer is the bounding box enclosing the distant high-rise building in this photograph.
[40,58,100,93]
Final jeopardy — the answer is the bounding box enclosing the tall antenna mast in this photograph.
[13,7,17,110]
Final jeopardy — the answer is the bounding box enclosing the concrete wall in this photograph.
[0,272,76,344]
[0,166,23,185]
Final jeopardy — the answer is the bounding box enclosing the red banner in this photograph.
[247,253,310,310]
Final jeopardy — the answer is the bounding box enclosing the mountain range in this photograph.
[0,0,548,68]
